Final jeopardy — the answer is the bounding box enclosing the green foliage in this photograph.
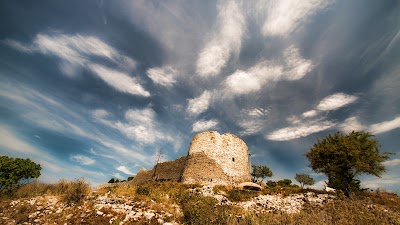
[295,173,315,188]
[108,178,121,183]
[306,131,391,196]
[127,176,135,181]
[277,179,292,187]
[180,191,218,225]
[0,155,41,191]
[108,178,115,183]
[251,164,273,181]
[266,180,277,187]
[227,189,259,202]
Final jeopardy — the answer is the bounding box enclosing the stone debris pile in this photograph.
[92,192,181,224]
[194,186,335,214]
[0,193,181,225]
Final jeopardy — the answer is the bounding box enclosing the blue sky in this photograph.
[0,0,399,192]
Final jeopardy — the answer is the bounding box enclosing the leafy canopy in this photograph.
[306,131,391,195]
[251,165,273,181]
[295,173,315,188]
[0,155,41,191]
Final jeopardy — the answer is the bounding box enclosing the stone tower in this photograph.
[181,131,251,185]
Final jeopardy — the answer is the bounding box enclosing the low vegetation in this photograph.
[1,181,399,225]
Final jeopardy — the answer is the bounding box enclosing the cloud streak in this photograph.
[147,66,178,87]
[267,92,358,141]
[71,155,96,165]
[196,1,245,77]
[6,33,148,97]
[186,91,212,117]
[88,64,150,97]
[266,119,336,141]
[192,119,219,132]
[262,0,332,37]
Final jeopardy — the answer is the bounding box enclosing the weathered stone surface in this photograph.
[237,182,262,191]
[132,131,251,186]
[182,131,251,185]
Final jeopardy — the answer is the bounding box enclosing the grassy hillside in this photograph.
[1,180,399,225]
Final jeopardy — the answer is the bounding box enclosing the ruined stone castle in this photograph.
[132,131,251,186]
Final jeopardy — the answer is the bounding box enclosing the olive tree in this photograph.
[0,155,41,191]
[306,131,391,195]
[251,165,273,182]
[295,173,315,189]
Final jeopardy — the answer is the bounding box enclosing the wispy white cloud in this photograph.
[238,108,270,136]
[0,82,152,166]
[88,64,150,97]
[196,1,245,77]
[224,61,283,95]
[361,173,400,192]
[369,116,400,134]
[186,91,212,116]
[382,159,400,167]
[223,46,314,96]
[3,39,35,53]
[0,125,41,155]
[71,155,96,165]
[147,66,178,87]
[283,46,314,80]
[6,33,146,96]
[339,116,366,133]
[266,119,336,141]
[116,166,134,175]
[267,92,358,141]
[33,33,136,69]
[317,93,358,111]
[93,107,175,145]
[262,0,332,37]
[339,115,400,135]
[302,110,318,118]
[192,119,219,132]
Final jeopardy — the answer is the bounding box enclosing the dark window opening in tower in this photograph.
[232,157,235,162]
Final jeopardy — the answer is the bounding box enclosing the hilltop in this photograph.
[1,180,399,225]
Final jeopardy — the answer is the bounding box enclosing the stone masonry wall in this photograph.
[132,156,187,185]
[182,131,251,185]
[132,131,251,186]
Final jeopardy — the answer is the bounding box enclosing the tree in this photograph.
[108,178,115,183]
[153,148,163,180]
[277,179,292,187]
[306,131,391,196]
[251,165,273,181]
[295,173,315,189]
[0,156,41,191]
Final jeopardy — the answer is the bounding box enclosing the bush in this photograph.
[180,191,218,225]
[63,178,91,205]
[136,185,151,196]
[0,155,41,191]
[227,189,259,202]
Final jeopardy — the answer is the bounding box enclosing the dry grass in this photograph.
[2,181,399,225]
[0,178,91,205]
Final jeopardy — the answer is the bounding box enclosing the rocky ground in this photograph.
[0,185,340,225]
[196,186,335,214]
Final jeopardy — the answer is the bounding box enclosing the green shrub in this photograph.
[227,189,259,202]
[180,191,218,225]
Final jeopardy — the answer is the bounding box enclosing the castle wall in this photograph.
[131,156,187,185]
[182,131,251,185]
[132,131,251,186]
